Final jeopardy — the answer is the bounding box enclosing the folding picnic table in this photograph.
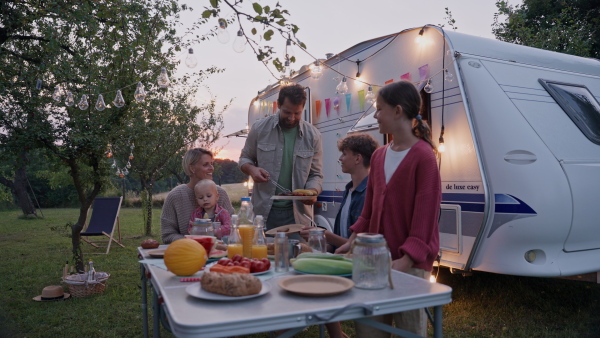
[138,246,452,338]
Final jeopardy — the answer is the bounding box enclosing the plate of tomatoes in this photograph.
[212,255,272,275]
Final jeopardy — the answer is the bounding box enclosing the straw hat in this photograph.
[33,285,71,301]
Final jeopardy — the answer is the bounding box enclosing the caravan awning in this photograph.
[223,129,249,138]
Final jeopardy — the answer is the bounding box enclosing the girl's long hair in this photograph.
[378,81,436,152]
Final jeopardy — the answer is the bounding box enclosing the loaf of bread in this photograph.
[267,243,275,255]
[201,271,262,297]
[299,243,313,253]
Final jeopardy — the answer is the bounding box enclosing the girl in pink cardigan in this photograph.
[336,81,441,337]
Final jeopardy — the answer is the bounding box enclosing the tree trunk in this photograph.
[0,152,37,217]
[140,186,153,236]
[14,161,37,217]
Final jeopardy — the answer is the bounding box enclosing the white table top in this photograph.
[139,246,452,338]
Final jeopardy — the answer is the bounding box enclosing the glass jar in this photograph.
[227,215,243,259]
[308,228,327,253]
[190,218,214,236]
[352,233,391,289]
[274,232,289,272]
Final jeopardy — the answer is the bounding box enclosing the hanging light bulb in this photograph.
[282,59,291,78]
[157,67,170,88]
[77,94,89,110]
[111,160,117,168]
[429,275,437,283]
[444,69,454,82]
[129,152,134,160]
[52,86,62,102]
[122,168,129,176]
[424,79,433,94]
[415,26,425,44]
[113,90,125,108]
[438,128,446,153]
[126,161,131,169]
[185,48,198,68]
[134,82,146,102]
[107,150,113,158]
[217,18,230,44]
[233,29,246,53]
[310,60,322,80]
[95,94,107,111]
[365,85,376,105]
[336,76,348,95]
[285,38,295,60]
[65,91,75,106]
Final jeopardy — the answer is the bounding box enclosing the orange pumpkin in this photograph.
[164,238,207,276]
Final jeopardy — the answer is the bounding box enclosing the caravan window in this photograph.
[539,79,600,145]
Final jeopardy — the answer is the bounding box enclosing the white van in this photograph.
[244,25,600,278]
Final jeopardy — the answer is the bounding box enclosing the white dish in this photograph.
[270,195,316,200]
[278,275,354,296]
[185,282,270,301]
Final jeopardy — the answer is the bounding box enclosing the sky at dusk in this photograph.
[177,0,522,161]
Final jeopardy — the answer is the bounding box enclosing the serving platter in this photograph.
[278,275,354,296]
[270,196,316,200]
[265,224,305,236]
[146,249,166,258]
[186,282,271,301]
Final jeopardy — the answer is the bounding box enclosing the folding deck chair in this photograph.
[81,196,125,254]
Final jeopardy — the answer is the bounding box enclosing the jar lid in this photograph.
[275,232,287,238]
[309,227,325,234]
[356,233,385,243]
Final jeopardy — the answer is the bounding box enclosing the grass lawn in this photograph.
[1,202,600,337]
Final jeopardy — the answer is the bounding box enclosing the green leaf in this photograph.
[264,29,274,41]
[252,3,263,15]
[251,28,257,35]
[264,6,270,13]
[209,0,218,8]
[276,19,285,26]
[292,24,299,34]
[201,10,212,18]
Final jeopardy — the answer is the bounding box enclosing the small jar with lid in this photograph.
[351,233,391,289]
[190,218,214,236]
[308,228,327,253]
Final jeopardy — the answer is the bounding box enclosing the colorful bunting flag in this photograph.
[315,100,322,119]
[333,97,340,115]
[385,79,394,85]
[358,89,365,112]
[401,72,411,81]
[419,64,429,82]
[345,93,352,113]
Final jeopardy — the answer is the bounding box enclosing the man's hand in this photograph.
[391,255,414,273]
[334,241,351,254]
[299,226,311,241]
[244,164,270,183]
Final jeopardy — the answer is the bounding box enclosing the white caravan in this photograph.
[245,25,600,278]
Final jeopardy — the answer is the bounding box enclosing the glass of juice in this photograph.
[227,243,244,259]
[238,225,254,258]
[252,244,268,259]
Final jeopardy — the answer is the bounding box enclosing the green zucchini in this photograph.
[292,257,353,275]
[295,252,347,260]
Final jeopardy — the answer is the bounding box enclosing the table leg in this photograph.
[141,264,149,338]
[153,285,160,338]
[433,305,442,338]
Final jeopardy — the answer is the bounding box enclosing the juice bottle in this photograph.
[252,215,268,260]
[227,215,244,259]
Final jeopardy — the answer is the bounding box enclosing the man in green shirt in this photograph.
[239,83,323,230]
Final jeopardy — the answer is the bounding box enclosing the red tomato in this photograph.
[260,258,270,269]
[232,261,241,266]
[241,257,250,264]
[254,261,267,272]
[240,261,251,269]
[226,261,234,266]
[231,254,243,262]
[250,260,259,273]
[218,259,231,266]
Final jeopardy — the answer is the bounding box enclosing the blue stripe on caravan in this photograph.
[442,193,485,203]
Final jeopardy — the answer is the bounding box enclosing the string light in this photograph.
[65,91,75,106]
[157,67,170,88]
[52,86,62,102]
[444,69,454,82]
[77,94,89,110]
[424,79,433,93]
[285,38,295,59]
[134,82,146,102]
[310,60,322,80]
[185,48,198,68]
[113,90,125,108]
[438,126,446,153]
[365,85,375,105]
[233,29,246,53]
[95,94,107,111]
[336,76,348,95]
[217,18,230,44]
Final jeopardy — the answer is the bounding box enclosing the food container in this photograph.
[351,233,391,289]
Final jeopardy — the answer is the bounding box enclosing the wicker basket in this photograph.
[63,272,110,298]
